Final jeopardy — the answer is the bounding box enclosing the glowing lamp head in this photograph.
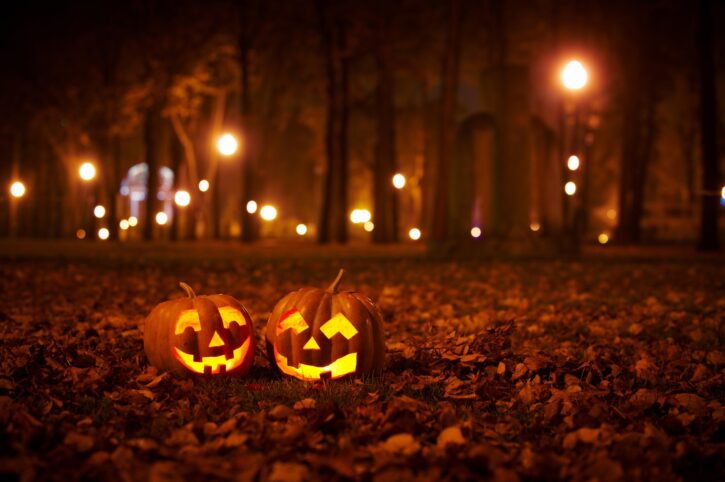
[392,173,406,189]
[128,216,138,227]
[174,190,191,207]
[198,179,210,192]
[155,211,168,225]
[562,60,588,90]
[296,223,308,236]
[408,228,421,241]
[217,133,239,156]
[470,227,482,239]
[564,182,577,196]
[98,228,109,240]
[79,162,96,181]
[567,155,580,171]
[10,181,25,198]
[363,221,374,232]
[350,209,371,224]
[246,200,258,214]
[598,233,609,245]
[260,205,277,221]
[93,205,106,219]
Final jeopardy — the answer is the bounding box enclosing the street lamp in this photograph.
[562,60,588,91]
[79,162,96,181]
[217,133,239,156]
[10,181,26,198]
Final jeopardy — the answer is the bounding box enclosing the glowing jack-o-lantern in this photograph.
[265,270,385,381]
[144,283,255,376]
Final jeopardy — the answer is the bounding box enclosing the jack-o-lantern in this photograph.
[265,270,385,381]
[144,283,255,376]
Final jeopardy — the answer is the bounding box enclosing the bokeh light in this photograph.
[217,133,239,156]
[471,227,482,238]
[392,173,406,189]
[198,179,210,192]
[564,182,577,196]
[408,228,421,241]
[119,219,129,230]
[562,60,588,90]
[93,205,106,218]
[174,190,191,207]
[246,200,258,214]
[76,229,86,240]
[79,162,96,181]
[10,181,25,198]
[350,209,372,224]
[363,221,374,232]
[98,228,109,240]
[260,205,277,221]
[155,211,168,225]
[530,222,541,232]
[598,233,609,244]
[296,223,308,236]
[567,155,580,171]
[128,216,138,227]
[607,209,617,220]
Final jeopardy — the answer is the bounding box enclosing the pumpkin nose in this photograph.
[208,331,225,348]
[302,337,320,350]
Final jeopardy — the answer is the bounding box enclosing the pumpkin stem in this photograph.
[327,269,345,293]
[179,282,197,299]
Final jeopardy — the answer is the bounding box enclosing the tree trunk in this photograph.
[697,0,720,251]
[239,0,259,242]
[431,0,462,243]
[143,104,162,241]
[372,24,398,243]
[170,130,183,241]
[316,0,348,244]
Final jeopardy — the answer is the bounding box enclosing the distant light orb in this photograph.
[260,205,277,221]
[530,222,541,232]
[174,190,191,207]
[93,205,106,219]
[408,228,421,241]
[567,155,580,171]
[217,133,238,156]
[128,216,138,227]
[10,181,25,198]
[598,233,609,245]
[155,211,168,225]
[471,227,482,239]
[79,162,96,181]
[363,221,374,232]
[392,173,406,189]
[198,179,210,192]
[76,229,86,240]
[562,60,588,90]
[721,186,725,200]
[564,181,577,196]
[98,228,110,240]
[119,219,130,230]
[296,223,308,236]
[350,209,371,224]
[606,209,617,220]
[246,200,258,214]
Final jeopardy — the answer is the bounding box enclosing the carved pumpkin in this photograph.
[144,283,255,376]
[265,270,385,381]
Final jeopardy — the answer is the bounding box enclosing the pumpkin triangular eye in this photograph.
[278,310,309,334]
[302,337,321,350]
[208,331,225,347]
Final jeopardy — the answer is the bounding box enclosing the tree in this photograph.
[696,0,720,251]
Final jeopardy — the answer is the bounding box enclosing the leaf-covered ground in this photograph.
[1,248,724,481]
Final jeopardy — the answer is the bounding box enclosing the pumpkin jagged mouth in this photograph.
[174,338,251,375]
[274,348,357,381]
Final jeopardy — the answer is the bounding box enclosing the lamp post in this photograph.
[559,60,589,242]
[79,161,98,240]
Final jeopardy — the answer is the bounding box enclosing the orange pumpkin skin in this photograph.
[265,270,385,381]
[144,283,255,377]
